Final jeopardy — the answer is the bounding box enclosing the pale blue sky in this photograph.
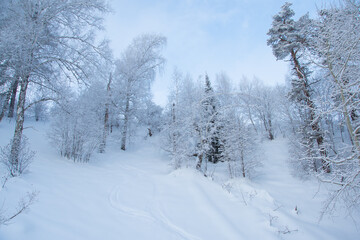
[104,0,324,106]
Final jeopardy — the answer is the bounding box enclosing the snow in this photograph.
[0,121,359,239]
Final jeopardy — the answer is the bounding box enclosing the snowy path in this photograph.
[0,123,358,239]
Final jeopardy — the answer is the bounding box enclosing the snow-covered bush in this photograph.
[49,86,105,163]
[0,136,34,177]
[50,112,97,162]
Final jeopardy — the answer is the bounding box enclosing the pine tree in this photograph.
[267,2,330,173]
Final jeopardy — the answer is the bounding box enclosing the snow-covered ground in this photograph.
[0,121,358,239]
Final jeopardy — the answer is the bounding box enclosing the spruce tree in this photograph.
[202,74,223,164]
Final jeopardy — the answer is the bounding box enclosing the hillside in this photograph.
[0,121,358,240]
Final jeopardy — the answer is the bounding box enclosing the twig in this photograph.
[0,190,38,226]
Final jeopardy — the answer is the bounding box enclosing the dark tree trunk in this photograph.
[196,153,203,171]
[241,149,246,178]
[8,78,19,118]
[290,50,330,173]
[261,113,274,140]
[268,119,274,140]
[0,87,12,122]
[10,76,29,176]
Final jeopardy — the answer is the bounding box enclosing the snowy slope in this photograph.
[0,122,358,239]
[224,139,359,240]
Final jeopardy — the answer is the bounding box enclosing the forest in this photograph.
[0,0,359,239]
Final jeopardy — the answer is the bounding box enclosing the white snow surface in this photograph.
[0,121,358,240]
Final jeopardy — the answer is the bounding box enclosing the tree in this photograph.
[267,2,330,173]
[114,34,166,150]
[50,83,106,162]
[0,0,108,176]
[99,73,113,153]
[162,69,198,169]
[203,74,223,163]
[162,71,265,177]
[0,0,15,122]
[0,78,19,122]
[237,77,259,134]
[251,80,276,140]
[221,114,260,178]
[195,74,224,172]
[137,100,163,134]
[314,3,360,150]
[266,0,360,214]
[308,0,360,213]
[214,74,261,178]
[237,78,277,140]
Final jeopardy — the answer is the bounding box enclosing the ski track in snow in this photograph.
[108,185,156,223]
[154,205,203,240]
[107,164,202,240]
[191,181,244,239]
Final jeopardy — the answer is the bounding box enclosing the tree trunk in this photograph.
[121,95,130,151]
[290,50,330,173]
[196,153,203,170]
[0,88,11,122]
[10,76,29,176]
[7,78,19,118]
[99,73,112,153]
[248,108,258,134]
[268,119,274,140]
[328,62,360,154]
[171,103,177,155]
[99,103,109,153]
[241,149,246,178]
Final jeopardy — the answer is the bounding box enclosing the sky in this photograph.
[103,0,324,106]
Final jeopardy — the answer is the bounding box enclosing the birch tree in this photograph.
[162,69,198,169]
[0,0,108,176]
[309,0,360,213]
[114,34,166,151]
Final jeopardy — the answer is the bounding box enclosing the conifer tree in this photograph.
[202,75,223,164]
[267,2,330,173]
